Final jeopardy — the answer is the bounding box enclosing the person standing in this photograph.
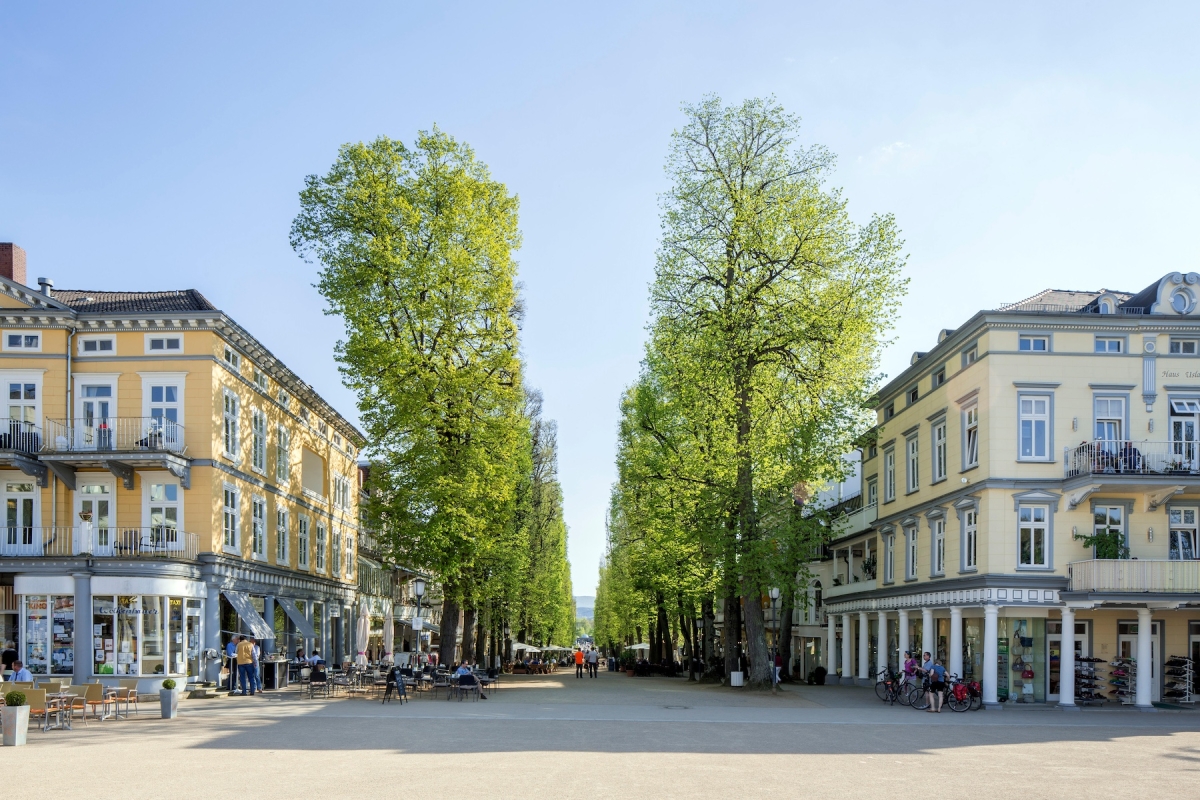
[236,635,255,696]
[587,647,598,678]
[250,637,262,694]
[1,640,17,673]
[225,636,238,691]
[928,659,947,713]
[574,648,584,679]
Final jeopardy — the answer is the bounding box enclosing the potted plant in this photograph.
[2,691,29,746]
[160,679,179,719]
[813,666,827,685]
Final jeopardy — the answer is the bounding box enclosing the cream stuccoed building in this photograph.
[811,272,1200,709]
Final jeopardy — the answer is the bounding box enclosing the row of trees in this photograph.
[594,96,907,687]
[291,130,574,665]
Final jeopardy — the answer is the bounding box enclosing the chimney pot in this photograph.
[38,277,54,298]
[0,244,28,285]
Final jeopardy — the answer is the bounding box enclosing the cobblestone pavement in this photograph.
[9,672,1200,799]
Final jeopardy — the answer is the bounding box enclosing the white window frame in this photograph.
[1018,335,1049,352]
[222,483,239,553]
[3,331,42,352]
[963,404,979,469]
[223,346,241,369]
[883,532,895,583]
[1094,396,1126,447]
[883,448,896,502]
[1168,507,1198,561]
[78,335,115,356]
[222,389,239,460]
[964,508,978,571]
[141,471,182,550]
[905,436,919,493]
[251,409,267,474]
[2,371,43,430]
[905,527,918,580]
[315,522,327,572]
[251,495,266,560]
[275,425,290,483]
[1017,504,1050,569]
[1017,393,1052,462]
[298,516,310,568]
[932,420,947,483]
[1170,339,1199,355]
[144,334,182,354]
[962,343,978,367]
[277,388,290,409]
[1094,337,1123,353]
[275,507,289,565]
[866,478,877,509]
[931,518,945,577]
[139,373,186,427]
[332,527,341,577]
[253,369,268,392]
[345,533,354,579]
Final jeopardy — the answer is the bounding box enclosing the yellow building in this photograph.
[0,244,364,688]
[816,272,1200,708]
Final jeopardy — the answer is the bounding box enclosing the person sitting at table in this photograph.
[454,661,473,677]
[308,649,323,666]
[294,647,306,663]
[11,659,32,682]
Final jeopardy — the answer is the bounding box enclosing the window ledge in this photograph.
[929,573,945,580]
[931,477,947,486]
[960,464,979,473]
[959,567,979,575]
[251,466,266,477]
[1015,565,1053,572]
[222,546,240,556]
[1016,458,1056,464]
[222,452,239,463]
[905,488,920,496]
[904,576,919,583]
[251,553,267,562]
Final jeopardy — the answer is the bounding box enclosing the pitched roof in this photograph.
[50,289,218,314]
[999,288,1134,313]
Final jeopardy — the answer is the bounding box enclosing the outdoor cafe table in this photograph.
[44,693,73,731]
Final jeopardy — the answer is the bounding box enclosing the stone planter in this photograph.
[160,689,179,719]
[2,705,30,746]
[625,669,635,677]
[729,670,744,687]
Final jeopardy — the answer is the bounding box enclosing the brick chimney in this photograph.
[0,244,27,285]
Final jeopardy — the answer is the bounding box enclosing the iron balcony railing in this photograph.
[42,417,186,454]
[1064,439,1200,479]
[1068,559,1200,593]
[997,303,1148,316]
[0,419,43,454]
[0,526,200,560]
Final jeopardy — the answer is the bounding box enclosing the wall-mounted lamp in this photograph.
[1148,526,1154,542]
[1072,417,1078,432]
[1149,419,1155,433]
[1072,526,1077,537]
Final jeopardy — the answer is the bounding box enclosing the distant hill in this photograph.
[574,595,595,620]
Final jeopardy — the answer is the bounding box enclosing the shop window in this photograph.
[93,595,196,677]
[22,594,74,675]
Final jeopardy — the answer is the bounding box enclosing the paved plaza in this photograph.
[9,672,1200,799]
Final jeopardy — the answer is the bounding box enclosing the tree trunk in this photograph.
[741,585,771,687]
[440,595,461,666]
[648,619,657,662]
[460,607,477,666]
[475,614,487,666]
[636,625,643,646]
[778,595,794,680]
[702,595,715,670]
[723,593,740,680]
[656,595,671,665]
[678,595,695,681]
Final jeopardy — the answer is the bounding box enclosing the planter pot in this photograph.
[625,669,635,677]
[160,689,179,719]
[2,706,30,746]
[729,670,744,687]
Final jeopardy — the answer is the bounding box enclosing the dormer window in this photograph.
[1099,300,1113,314]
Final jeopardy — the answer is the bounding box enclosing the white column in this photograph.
[897,609,910,667]
[1135,608,1154,709]
[949,606,963,680]
[1059,607,1076,708]
[857,612,869,682]
[983,605,999,707]
[876,611,889,676]
[826,612,836,673]
[841,613,854,684]
[921,607,934,660]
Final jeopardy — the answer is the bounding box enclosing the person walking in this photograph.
[574,647,584,679]
[250,637,262,694]
[587,647,598,678]
[236,635,255,696]
[928,659,947,713]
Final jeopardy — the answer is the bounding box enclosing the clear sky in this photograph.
[3,3,1199,595]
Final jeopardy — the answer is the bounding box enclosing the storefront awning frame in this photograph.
[221,590,274,640]
[275,597,317,639]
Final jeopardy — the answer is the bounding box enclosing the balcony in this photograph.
[39,418,190,489]
[1067,559,1200,594]
[0,419,43,455]
[824,578,878,600]
[833,500,877,539]
[0,526,200,560]
[1064,440,1200,480]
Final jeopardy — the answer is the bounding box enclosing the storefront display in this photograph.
[92,595,202,677]
[998,617,1046,703]
[21,595,73,675]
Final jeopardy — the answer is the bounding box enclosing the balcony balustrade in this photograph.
[42,417,186,454]
[0,525,199,560]
[1065,439,1200,479]
[1067,558,1200,593]
[0,419,43,454]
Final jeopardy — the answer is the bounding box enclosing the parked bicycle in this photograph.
[873,667,909,705]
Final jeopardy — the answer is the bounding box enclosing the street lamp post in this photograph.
[769,587,781,685]
[413,578,425,666]
[503,622,511,668]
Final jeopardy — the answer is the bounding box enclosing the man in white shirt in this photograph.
[308,649,323,666]
[586,648,599,678]
[11,660,32,682]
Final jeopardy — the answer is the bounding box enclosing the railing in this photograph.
[997,302,1147,316]
[1064,440,1200,479]
[1068,559,1200,593]
[42,417,186,454]
[0,419,43,454]
[834,502,877,538]
[0,526,199,560]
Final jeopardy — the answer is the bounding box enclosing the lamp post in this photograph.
[413,578,425,666]
[769,587,781,685]
[503,622,511,668]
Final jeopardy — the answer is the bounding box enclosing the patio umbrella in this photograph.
[355,603,370,667]
[383,607,394,665]
[627,642,650,651]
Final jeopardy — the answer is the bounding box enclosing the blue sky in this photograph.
[3,3,1199,595]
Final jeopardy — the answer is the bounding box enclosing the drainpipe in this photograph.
[59,326,76,530]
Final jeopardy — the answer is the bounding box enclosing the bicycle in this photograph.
[908,673,932,710]
[946,673,972,712]
[873,667,906,705]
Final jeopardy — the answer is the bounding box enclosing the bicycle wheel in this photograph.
[897,682,914,706]
[875,681,890,702]
[947,688,971,712]
[909,685,930,710]
[970,693,983,711]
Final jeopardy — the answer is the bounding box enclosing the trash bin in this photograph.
[730,670,744,687]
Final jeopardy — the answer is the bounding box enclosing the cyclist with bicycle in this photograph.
[927,659,947,712]
[901,650,917,690]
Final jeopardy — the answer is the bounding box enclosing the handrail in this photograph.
[1064,439,1200,479]
[42,417,186,454]
[1067,559,1200,593]
[0,419,43,454]
[0,526,200,560]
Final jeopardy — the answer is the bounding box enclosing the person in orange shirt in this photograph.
[574,648,584,679]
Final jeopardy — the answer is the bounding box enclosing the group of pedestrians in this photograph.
[574,646,600,678]
[226,635,263,696]
[901,649,948,712]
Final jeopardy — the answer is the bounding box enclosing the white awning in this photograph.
[512,642,541,652]
[222,590,273,640]
[276,597,317,640]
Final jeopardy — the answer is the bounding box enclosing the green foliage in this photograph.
[1073,529,1130,560]
[5,690,26,707]
[161,679,177,690]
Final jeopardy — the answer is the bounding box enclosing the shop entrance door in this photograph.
[186,605,202,679]
[1118,621,1160,701]
[1047,620,1089,701]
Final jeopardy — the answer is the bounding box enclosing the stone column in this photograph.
[876,610,888,677]
[857,611,869,683]
[1135,608,1154,710]
[304,600,315,657]
[322,602,333,664]
[1059,607,1076,709]
[841,613,853,684]
[983,605,999,708]
[949,606,963,679]
[897,609,910,667]
[72,571,92,684]
[921,607,934,660]
[205,583,222,684]
[263,596,276,656]
[826,612,836,674]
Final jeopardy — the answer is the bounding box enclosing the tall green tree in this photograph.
[291,129,526,665]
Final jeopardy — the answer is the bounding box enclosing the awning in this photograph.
[276,597,317,640]
[221,590,273,640]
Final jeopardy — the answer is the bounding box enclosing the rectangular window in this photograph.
[963,344,978,366]
[315,522,327,571]
[224,346,241,368]
[931,518,946,576]
[906,436,919,493]
[964,405,979,467]
[222,391,239,458]
[1018,395,1050,460]
[905,528,918,580]
[251,496,266,559]
[885,403,894,421]
[1094,397,1125,447]
[4,332,41,351]
[275,425,290,482]
[253,369,267,391]
[1019,335,1048,352]
[1169,507,1198,560]
[148,482,179,548]
[866,479,877,508]
[933,421,947,482]
[1093,505,1126,558]
[147,336,181,352]
[933,368,945,388]
[1094,337,1123,353]
[332,528,341,577]
[883,534,895,583]
[251,410,266,473]
[883,449,896,502]
[276,508,289,565]
[80,336,115,354]
[964,509,978,570]
[346,534,355,579]
[908,386,919,405]
[7,381,37,426]
[277,388,290,409]
[1018,505,1049,568]
[222,486,238,550]
[298,517,310,568]
[1170,339,1198,355]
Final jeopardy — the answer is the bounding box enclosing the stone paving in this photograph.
[8,671,1200,798]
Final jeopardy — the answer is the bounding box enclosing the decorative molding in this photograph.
[1012,381,1061,389]
[1066,484,1101,511]
[1088,383,1136,390]
[1147,485,1186,512]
